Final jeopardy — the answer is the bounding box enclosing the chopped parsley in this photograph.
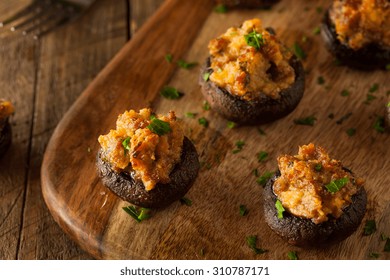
[122,206,150,223]
[233,140,245,154]
[369,83,379,93]
[165,53,172,63]
[346,128,356,137]
[316,6,323,13]
[147,116,171,136]
[122,137,131,154]
[294,116,316,126]
[203,72,211,82]
[314,163,322,171]
[246,235,267,254]
[244,29,265,50]
[180,197,192,206]
[275,199,285,219]
[160,86,182,99]
[253,169,259,177]
[239,205,248,216]
[317,76,325,85]
[373,117,385,133]
[313,26,320,35]
[227,121,236,129]
[287,251,298,260]
[185,112,197,118]
[387,102,390,108]
[385,238,390,252]
[381,233,388,241]
[336,112,352,125]
[364,94,377,104]
[257,151,268,162]
[256,171,274,187]
[202,101,210,111]
[292,43,306,60]
[177,59,198,69]
[198,117,209,128]
[363,220,376,235]
[325,177,348,193]
[258,128,266,136]
[341,89,350,97]
[214,4,228,13]
[369,252,379,259]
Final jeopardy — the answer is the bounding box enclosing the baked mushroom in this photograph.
[97,108,200,208]
[263,143,367,246]
[0,99,14,158]
[321,0,390,70]
[214,0,279,9]
[199,19,305,125]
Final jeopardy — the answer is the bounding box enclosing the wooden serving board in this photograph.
[41,0,390,260]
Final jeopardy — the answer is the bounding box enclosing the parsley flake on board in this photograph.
[346,128,356,137]
[198,117,209,128]
[239,205,248,216]
[185,112,197,118]
[288,251,298,260]
[257,151,268,162]
[256,171,274,187]
[214,4,228,13]
[363,220,376,236]
[373,117,385,133]
[258,128,266,136]
[369,252,379,259]
[381,233,388,241]
[180,197,192,206]
[369,83,379,93]
[203,72,211,82]
[275,199,285,219]
[246,235,267,254]
[325,177,348,193]
[253,169,259,177]
[202,101,211,111]
[122,137,131,154]
[122,206,150,223]
[316,6,323,13]
[160,86,182,99]
[177,59,198,69]
[341,89,350,97]
[294,116,316,126]
[317,76,325,85]
[165,53,172,63]
[227,121,236,129]
[292,43,306,60]
[147,116,171,136]
[364,94,377,104]
[244,29,265,50]
[233,140,245,154]
[313,26,320,35]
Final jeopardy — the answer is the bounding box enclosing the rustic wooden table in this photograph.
[0,0,163,260]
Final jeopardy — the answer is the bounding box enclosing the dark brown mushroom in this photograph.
[321,9,390,70]
[199,56,305,125]
[263,171,367,247]
[96,137,200,208]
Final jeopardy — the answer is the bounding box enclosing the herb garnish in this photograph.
[341,89,350,97]
[202,101,210,111]
[203,72,211,82]
[381,233,388,241]
[369,83,379,93]
[288,251,298,260]
[364,94,376,104]
[314,163,322,171]
[258,128,266,136]
[185,112,197,118]
[233,140,245,154]
[317,76,325,85]
[256,171,274,187]
[180,197,192,206]
[198,117,209,128]
[369,252,379,259]
[147,116,171,136]
[165,53,172,63]
[227,121,236,129]
[313,26,320,35]
[346,128,356,136]
[292,43,306,60]
[325,177,348,193]
[316,6,323,13]
[387,102,390,108]
[244,29,265,50]
[373,117,385,133]
[294,116,316,126]
[257,151,268,162]
[246,235,267,254]
[336,112,352,125]
[239,205,248,216]
[363,220,376,235]
[122,137,131,154]
[214,4,228,13]
[275,199,285,219]
[160,86,182,99]
[177,59,198,69]
[122,206,150,223]
[385,238,390,252]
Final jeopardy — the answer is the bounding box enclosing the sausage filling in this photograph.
[273,143,364,224]
[208,18,295,101]
[98,108,184,191]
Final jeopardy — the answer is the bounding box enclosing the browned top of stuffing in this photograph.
[0,99,14,122]
[273,143,364,224]
[330,0,390,50]
[98,108,184,191]
[208,18,295,101]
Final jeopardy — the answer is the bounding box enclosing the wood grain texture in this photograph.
[41,0,390,260]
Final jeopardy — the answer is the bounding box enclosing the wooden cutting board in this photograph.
[41,0,390,260]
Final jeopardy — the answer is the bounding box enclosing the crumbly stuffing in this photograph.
[98,108,184,191]
[273,143,364,224]
[208,18,295,100]
[330,0,390,50]
[0,99,14,122]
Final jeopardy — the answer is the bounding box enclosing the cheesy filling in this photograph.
[98,108,184,191]
[330,0,390,50]
[208,18,295,100]
[273,143,364,224]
